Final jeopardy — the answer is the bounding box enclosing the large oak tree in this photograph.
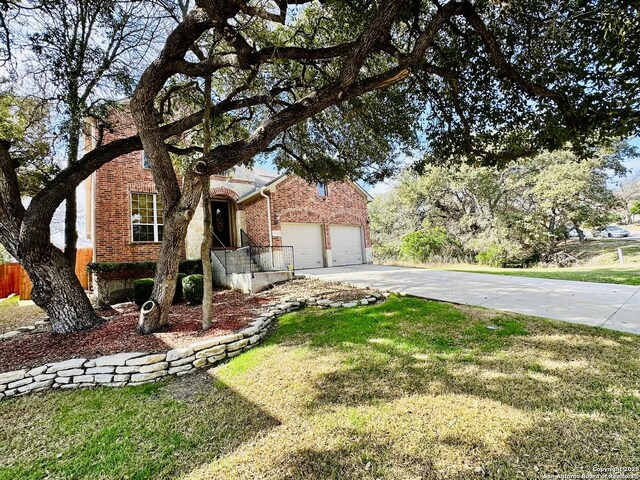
[1,0,639,334]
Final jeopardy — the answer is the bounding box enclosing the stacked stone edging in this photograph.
[0,292,386,401]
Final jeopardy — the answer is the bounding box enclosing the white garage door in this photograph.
[281,223,325,270]
[330,224,364,266]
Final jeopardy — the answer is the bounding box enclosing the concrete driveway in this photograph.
[303,264,640,335]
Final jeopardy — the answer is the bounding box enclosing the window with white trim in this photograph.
[131,193,163,242]
[142,151,151,169]
[317,182,328,197]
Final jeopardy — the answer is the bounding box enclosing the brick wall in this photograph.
[244,196,271,246]
[244,177,371,250]
[94,110,162,263]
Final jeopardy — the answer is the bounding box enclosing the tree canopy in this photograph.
[1,0,640,333]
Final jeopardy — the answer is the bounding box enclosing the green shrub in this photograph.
[401,227,450,263]
[182,274,204,304]
[87,259,202,276]
[173,273,186,304]
[475,243,510,267]
[133,278,154,306]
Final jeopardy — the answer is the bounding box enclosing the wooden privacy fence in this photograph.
[0,248,93,300]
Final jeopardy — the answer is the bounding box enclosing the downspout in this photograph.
[260,187,272,247]
[260,187,274,268]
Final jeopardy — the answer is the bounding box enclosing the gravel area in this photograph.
[257,277,381,304]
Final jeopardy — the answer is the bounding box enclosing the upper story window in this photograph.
[131,193,163,242]
[142,152,151,169]
[317,182,328,197]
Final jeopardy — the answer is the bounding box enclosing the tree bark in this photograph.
[201,76,214,330]
[64,101,82,268]
[21,241,102,333]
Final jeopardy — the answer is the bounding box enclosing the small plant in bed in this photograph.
[182,274,204,304]
[133,274,186,307]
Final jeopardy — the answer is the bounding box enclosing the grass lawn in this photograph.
[0,296,47,332]
[1,296,639,479]
[448,264,640,286]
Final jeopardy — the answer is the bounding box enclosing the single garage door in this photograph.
[330,224,364,266]
[281,223,325,270]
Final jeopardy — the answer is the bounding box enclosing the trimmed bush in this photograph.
[87,259,202,277]
[173,273,186,304]
[182,274,204,304]
[133,278,154,307]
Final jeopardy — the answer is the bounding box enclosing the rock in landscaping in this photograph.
[360,299,369,305]
[192,358,207,368]
[189,338,223,352]
[165,347,194,362]
[248,334,260,345]
[92,352,146,367]
[57,368,85,377]
[94,374,114,383]
[226,339,249,352]
[207,353,226,364]
[8,378,33,389]
[342,302,358,308]
[17,326,36,333]
[85,367,114,375]
[73,375,95,383]
[167,364,192,375]
[239,326,259,337]
[115,365,140,374]
[33,374,56,382]
[130,370,167,383]
[330,302,342,308]
[46,358,86,374]
[216,333,243,344]
[126,353,166,366]
[26,366,47,377]
[0,331,21,340]
[227,350,242,358]
[138,362,168,373]
[0,370,26,385]
[169,355,195,367]
[55,377,71,384]
[19,379,53,393]
[195,345,226,359]
[113,374,130,383]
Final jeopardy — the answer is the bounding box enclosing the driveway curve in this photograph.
[303,264,640,335]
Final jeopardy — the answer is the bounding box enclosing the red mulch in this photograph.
[0,289,273,372]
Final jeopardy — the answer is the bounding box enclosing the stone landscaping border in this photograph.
[0,292,386,401]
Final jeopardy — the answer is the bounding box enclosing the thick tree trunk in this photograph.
[201,179,214,330]
[201,76,214,330]
[64,112,82,267]
[137,208,192,333]
[21,242,102,333]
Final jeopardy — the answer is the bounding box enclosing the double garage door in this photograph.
[281,223,364,270]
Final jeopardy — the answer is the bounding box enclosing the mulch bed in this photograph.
[0,279,377,373]
[0,289,271,372]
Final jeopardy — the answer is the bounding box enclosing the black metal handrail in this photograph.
[240,229,258,248]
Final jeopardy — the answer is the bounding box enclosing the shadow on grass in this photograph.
[0,371,280,480]
[269,297,638,413]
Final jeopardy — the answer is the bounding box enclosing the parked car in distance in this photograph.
[593,225,631,238]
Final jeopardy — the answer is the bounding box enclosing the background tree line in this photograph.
[370,143,636,267]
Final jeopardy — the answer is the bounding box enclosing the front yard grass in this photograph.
[0,296,46,333]
[449,264,640,286]
[1,296,639,479]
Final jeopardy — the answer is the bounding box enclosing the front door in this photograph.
[211,200,231,248]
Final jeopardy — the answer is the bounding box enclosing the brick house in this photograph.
[83,113,373,273]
